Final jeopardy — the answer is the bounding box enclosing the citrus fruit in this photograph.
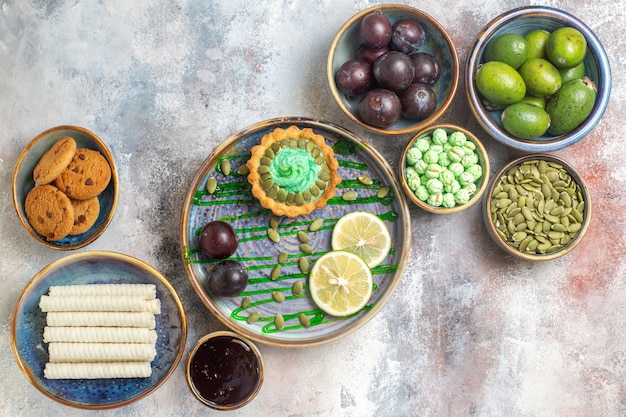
[484,33,528,69]
[330,211,391,268]
[525,29,550,60]
[545,26,587,69]
[475,61,526,107]
[309,251,373,317]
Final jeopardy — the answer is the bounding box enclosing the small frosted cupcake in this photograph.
[246,125,341,218]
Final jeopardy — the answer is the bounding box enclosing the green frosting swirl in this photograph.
[269,147,321,194]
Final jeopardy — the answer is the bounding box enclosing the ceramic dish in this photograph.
[10,251,187,409]
[399,124,490,214]
[181,116,411,347]
[327,4,459,135]
[12,125,119,250]
[483,154,591,261]
[466,6,611,152]
[186,331,264,410]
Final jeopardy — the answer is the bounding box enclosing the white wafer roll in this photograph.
[44,362,152,379]
[39,295,161,314]
[46,311,156,329]
[48,342,157,363]
[43,327,158,344]
[48,284,157,299]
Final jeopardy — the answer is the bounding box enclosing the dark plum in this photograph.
[373,51,415,92]
[335,59,373,96]
[199,220,238,259]
[410,52,441,84]
[358,88,402,128]
[357,44,389,65]
[207,260,249,297]
[359,11,392,49]
[389,19,425,54]
[399,83,437,120]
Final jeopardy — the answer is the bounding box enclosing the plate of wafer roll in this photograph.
[10,251,187,409]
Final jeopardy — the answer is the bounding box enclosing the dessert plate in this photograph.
[181,117,411,347]
[11,251,187,409]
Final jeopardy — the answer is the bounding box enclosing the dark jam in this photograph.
[189,335,261,408]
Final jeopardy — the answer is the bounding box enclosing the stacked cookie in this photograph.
[25,136,111,241]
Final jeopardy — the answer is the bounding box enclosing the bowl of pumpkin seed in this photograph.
[483,154,591,261]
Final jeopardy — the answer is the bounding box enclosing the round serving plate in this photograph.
[10,251,187,409]
[181,116,411,347]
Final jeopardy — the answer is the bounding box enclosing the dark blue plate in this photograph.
[11,251,187,409]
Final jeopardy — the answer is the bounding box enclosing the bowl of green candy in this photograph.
[483,154,591,261]
[399,124,490,214]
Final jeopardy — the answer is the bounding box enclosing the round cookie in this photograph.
[33,136,77,185]
[69,196,100,235]
[54,148,112,200]
[24,184,75,241]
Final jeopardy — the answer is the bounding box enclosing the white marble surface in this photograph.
[1,1,625,416]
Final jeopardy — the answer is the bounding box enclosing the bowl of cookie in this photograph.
[12,125,119,250]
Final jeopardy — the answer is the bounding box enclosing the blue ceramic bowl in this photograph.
[10,251,187,409]
[327,4,459,135]
[466,6,612,152]
[12,126,119,250]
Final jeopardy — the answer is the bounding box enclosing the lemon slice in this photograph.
[330,211,391,268]
[309,251,373,317]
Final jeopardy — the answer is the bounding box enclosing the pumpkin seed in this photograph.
[299,257,310,274]
[295,192,305,206]
[316,179,327,190]
[310,184,320,197]
[286,192,296,205]
[277,188,287,202]
[275,313,285,330]
[309,218,323,232]
[300,243,314,254]
[342,190,358,201]
[258,165,270,174]
[268,228,280,243]
[297,230,310,243]
[292,280,304,296]
[237,164,250,175]
[264,148,275,159]
[377,186,390,198]
[247,312,261,323]
[260,156,272,166]
[206,177,217,194]
[270,264,281,280]
[263,179,274,190]
[220,159,231,175]
[241,296,251,309]
[270,215,280,229]
[268,185,279,199]
[358,175,373,185]
[272,291,285,303]
[299,313,311,328]
[318,170,330,181]
[278,251,288,263]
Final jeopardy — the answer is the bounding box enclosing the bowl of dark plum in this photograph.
[327,4,459,135]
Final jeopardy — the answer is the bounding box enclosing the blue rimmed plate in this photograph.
[10,251,187,409]
[180,116,411,347]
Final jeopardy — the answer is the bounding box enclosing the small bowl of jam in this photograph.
[186,331,264,410]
